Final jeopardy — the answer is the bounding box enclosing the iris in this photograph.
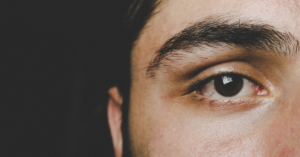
[214,74,243,97]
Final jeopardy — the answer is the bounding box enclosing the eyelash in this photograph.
[182,72,261,96]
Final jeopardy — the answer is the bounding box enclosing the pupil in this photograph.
[214,74,243,97]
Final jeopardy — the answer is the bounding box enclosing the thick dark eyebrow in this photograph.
[146,16,300,77]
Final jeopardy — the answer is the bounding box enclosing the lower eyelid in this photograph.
[194,97,270,114]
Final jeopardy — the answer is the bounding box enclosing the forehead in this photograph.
[131,0,300,79]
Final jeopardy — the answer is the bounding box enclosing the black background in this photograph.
[3,0,131,156]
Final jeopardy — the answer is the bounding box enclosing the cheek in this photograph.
[147,118,265,157]
[144,100,300,157]
[257,101,300,156]
[145,102,269,157]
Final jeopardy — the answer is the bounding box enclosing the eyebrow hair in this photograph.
[146,16,300,77]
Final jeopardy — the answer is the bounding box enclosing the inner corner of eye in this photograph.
[195,89,203,95]
[254,84,268,96]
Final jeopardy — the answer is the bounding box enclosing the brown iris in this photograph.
[214,74,243,97]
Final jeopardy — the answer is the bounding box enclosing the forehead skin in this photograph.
[129,0,300,156]
[132,0,300,73]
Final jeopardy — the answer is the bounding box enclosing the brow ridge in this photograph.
[146,16,300,77]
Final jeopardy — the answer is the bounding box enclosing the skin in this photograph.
[108,0,300,156]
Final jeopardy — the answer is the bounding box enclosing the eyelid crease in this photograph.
[182,71,262,96]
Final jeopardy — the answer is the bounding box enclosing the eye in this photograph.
[196,74,267,98]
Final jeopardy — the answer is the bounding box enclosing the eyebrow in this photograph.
[146,16,300,77]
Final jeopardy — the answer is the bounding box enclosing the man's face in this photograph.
[128,0,300,156]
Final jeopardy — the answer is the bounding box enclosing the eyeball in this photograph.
[197,74,267,98]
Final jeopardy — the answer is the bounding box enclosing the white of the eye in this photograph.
[201,78,256,98]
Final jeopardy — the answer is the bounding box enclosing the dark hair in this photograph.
[114,0,159,156]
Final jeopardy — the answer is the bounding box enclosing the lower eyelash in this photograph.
[195,97,218,105]
[198,98,207,102]
[209,100,217,105]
